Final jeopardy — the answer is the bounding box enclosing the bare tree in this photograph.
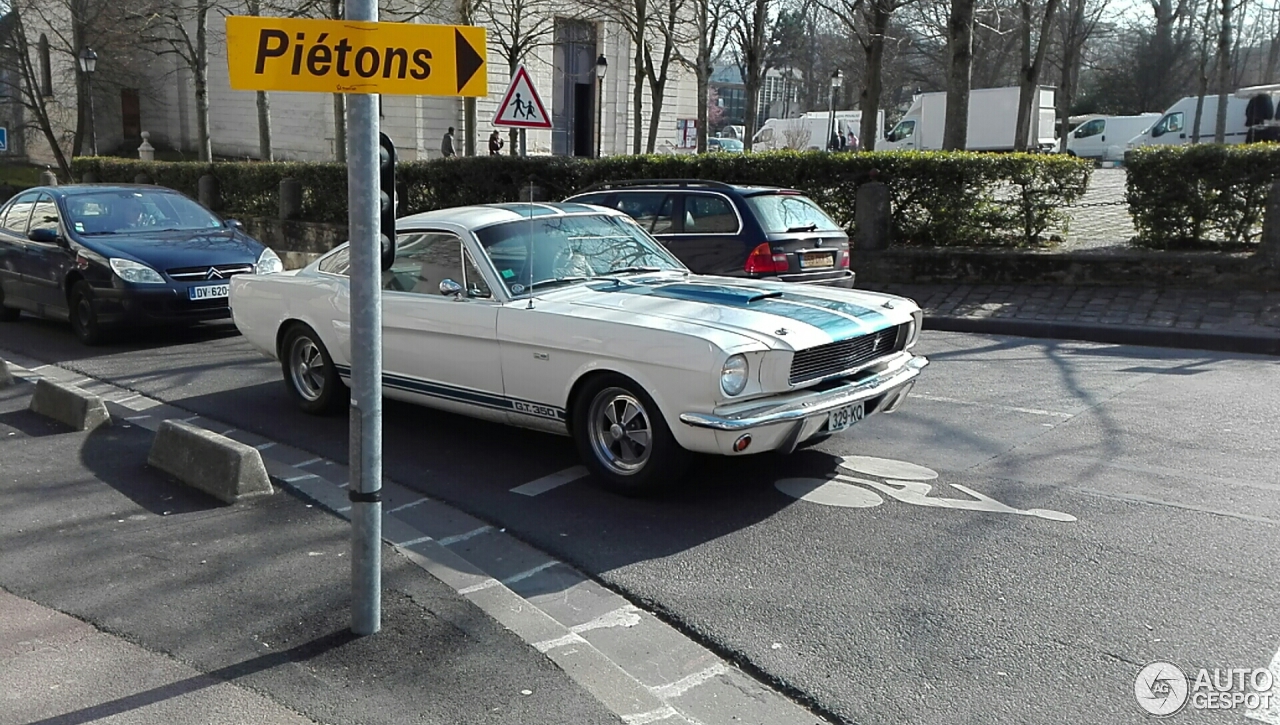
[644,0,689,152]
[943,0,975,149]
[683,0,730,151]
[477,0,555,154]
[1055,0,1106,151]
[0,3,73,176]
[733,0,772,151]
[820,0,914,150]
[135,0,221,161]
[1192,0,1216,141]
[1214,0,1235,142]
[1014,0,1061,150]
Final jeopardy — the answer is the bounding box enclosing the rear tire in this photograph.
[281,323,346,415]
[572,373,690,496]
[0,286,19,322]
[69,281,108,345]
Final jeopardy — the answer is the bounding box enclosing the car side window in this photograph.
[29,193,61,240]
[383,232,466,297]
[614,193,676,235]
[1074,119,1104,138]
[685,195,738,233]
[318,246,350,276]
[1,192,38,237]
[462,249,491,299]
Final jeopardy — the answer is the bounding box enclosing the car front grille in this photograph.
[166,263,254,280]
[789,325,903,386]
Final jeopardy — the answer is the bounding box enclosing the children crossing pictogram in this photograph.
[493,66,551,129]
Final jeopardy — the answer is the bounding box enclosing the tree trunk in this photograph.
[1015,0,1059,151]
[256,92,274,161]
[195,1,212,162]
[742,0,768,152]
[633,33,645,154]
[944,0,975,150]
[508,59,519,155]
[1267,2,1280,83]
[1057,0,1084,153]
[860,1,889,151]
[1215,0,1231,144]
[696,68,709,152]
[71,15,86,157]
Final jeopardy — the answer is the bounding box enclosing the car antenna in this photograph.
[526,179,535,310]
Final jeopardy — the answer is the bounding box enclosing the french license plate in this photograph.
[189,283,230,301]
[799,251,835,269]
[828,402,865,432]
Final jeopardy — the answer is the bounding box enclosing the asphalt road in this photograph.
[3,316,1278,725]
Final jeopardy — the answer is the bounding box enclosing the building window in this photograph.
[38,34,53,97]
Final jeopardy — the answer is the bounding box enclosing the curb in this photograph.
[148,420,275,503]
[926,315,1280,356]
[28,378,111,431]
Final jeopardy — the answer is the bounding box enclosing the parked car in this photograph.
[565,180,854,288]
[1066,113,1160,162]
[707,137,745,153]
[229,203,926,495]
[0,184,279,344]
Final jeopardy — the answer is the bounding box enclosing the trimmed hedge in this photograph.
[72,151,1092,247]
[1126,144,1280,249]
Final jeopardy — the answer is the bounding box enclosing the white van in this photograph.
[752,111,886,151]
[881,86,1056,152]
[1067,114,1160,162]
[1127,96,1251,148]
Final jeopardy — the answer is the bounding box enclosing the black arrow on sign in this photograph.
[456,29,484,92]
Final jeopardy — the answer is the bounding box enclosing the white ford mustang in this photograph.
[230,203,928,494]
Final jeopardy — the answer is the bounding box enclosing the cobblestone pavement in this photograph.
[865,282,1280,353]
[1057,168,1135,250]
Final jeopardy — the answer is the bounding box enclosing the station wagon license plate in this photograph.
[828,402,864,432]
[799,251,835,269]
[189,283,230,301]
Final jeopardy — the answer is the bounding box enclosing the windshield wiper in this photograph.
[79,231,120,236]
[524,276,591,292]
[606,266,664,275]
[786,223,818,233]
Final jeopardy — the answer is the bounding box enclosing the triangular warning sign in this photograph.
[493,66,552,129]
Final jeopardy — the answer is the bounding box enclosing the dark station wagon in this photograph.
[566,180,854,288]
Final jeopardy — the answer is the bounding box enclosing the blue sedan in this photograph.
[0,185,281,344]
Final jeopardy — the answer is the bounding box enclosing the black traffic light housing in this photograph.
[379,132,397,271]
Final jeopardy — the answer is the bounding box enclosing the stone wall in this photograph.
[241,218,345,270]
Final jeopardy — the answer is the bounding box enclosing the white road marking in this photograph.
[281,474,319,483]
[335,506,351,513]
[510,465,588,496]
[841,455,937,481]
[1246,646,1280,724]
[386,499,429,514]
[622,706,682,725]
[113,393,140,404]
[911,393,1075,418]
[569,605,642,634]
[775,478,884,508]
[124,415,151,422]
[296,457,323,467]
[181,415,200,422]
[254,441,275,450]
[533,632,587,652]
[397,535,433,548]
[437,526,493,546]
[458,578,501,595]
[502,561,558,585]
[649,663,729,699]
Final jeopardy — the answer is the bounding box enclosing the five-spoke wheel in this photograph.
[573,373,689,495]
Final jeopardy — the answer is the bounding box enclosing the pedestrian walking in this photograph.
[441,127,456,158]
[847,131,860,151]
[488,129,504,156]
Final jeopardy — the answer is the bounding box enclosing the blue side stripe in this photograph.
[332,364,565,420]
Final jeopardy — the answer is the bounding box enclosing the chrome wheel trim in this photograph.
[288,336,326,402]
[587,387,653,476]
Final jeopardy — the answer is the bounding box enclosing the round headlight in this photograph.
[721,354,749,396]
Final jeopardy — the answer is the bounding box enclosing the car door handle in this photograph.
[1180,133,1186,139]
[1101,135,1105,141]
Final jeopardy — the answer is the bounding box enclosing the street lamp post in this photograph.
[595,54,607,158]
[828,69,842,151]
[78,47,98,157]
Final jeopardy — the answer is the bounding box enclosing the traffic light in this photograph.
[378,132,397,271]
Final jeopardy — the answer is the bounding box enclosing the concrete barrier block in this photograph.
[28,379,110,430]
[0,359,13,388]
[147,420,273,503]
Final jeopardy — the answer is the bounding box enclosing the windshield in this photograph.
[744,194,843,234]
[713,138,744,151]
[474,213,686,295]
[65,190,223,235]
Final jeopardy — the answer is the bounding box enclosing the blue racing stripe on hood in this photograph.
[587,280,892,340]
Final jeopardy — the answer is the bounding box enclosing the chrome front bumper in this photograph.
[679,352,928,434]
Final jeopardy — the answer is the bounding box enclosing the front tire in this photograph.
[69,281,108,345]
[281,324,346,415]
[572,374,690,496]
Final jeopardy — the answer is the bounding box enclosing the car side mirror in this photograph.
[28,227,61,244]
[439,279,464,298]
[224,219,244,230]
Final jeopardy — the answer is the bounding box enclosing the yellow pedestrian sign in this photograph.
[225,16,487,97]
[493,66,551,129]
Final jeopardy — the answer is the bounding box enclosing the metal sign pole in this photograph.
[346,0,382,637]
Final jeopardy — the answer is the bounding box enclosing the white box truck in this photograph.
[881,86,1057,152]
[1126,85,1280,150]
[1067,113,1160,162]
[752,110,885,151]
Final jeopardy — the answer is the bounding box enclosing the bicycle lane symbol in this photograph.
[775,455,1077,523]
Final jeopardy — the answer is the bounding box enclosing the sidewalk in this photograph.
[863,283,1280,356]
